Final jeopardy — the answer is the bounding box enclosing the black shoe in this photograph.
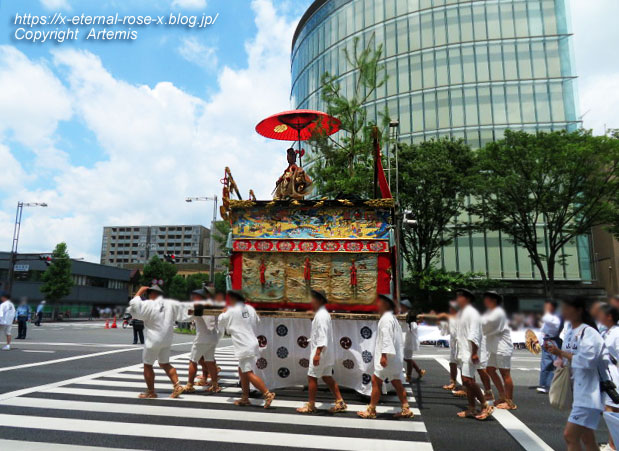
[133,342,138,344]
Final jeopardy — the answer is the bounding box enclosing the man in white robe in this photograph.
[129,285,187,399]
[358,294,413,419]
[297,290,347,414]
[455,289,493,420]
[400,299,425,382]
[218,290,275,408]
[184,288,220,393]
[482,291,516,410]
[0,292,15,351]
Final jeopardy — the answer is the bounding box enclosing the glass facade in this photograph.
[291,0,592,282]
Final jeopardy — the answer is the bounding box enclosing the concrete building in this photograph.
[291,0,605,306]
[100,225,211,267]
[0,252,131,318]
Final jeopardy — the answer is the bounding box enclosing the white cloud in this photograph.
[39,0,71,10]
[579,74,619,134]
[171,0,207,10]
[0,0,297,262]
[177,37,218,71]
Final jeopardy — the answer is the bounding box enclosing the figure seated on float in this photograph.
[273,148,313,200]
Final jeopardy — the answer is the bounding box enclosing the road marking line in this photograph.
[22,350,56,353]
[42,387,420,415]
[0,414,431,451]
[434,357,552,451]
[0,397,426,433]
[0,342,192,373]
[435,357,462,385]
[0,439,141,451]
[105,373,241,384]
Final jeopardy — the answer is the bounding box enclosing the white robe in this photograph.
[602,325,619,408]
[374,311,404,374]
[456,304,482,363]
[562,323,605,411]
[482,306,513,356]
[402,321,420,354]
[310,306,335,367]
[194,314,219,345]
[541,312,562,338]
[128,296,187,348]
[0,300,16,325]
[218,302,259,359]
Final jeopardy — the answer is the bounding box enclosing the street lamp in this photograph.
[185,196,218,284]
[7,202,48,297]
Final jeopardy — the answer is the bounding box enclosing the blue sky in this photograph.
[0,0,617,262]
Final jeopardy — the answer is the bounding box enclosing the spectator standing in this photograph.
[34,300,46,326]
[546,297,607,451]
[131,316,145,345]
[0,292,16,350]
[537,300,563,393]
[15,298,30,339]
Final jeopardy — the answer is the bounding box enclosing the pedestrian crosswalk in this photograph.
[0,346,433,450]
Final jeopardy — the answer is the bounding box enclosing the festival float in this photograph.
[217,109,402,395]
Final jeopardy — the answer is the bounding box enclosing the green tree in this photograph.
[472,130,619,299]
[214,272,227,293]
[308,35,389,198]
[140,256,178,294]
[398,138,475,275]
[402,268,499,313]
[213,220,231,252]
[168,274,188,300]
[186,273,211,296]
[40,242,74,305]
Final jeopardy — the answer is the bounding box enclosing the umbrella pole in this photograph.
[298,129,303,167]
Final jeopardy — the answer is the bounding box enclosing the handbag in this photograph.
[549,363,572,410]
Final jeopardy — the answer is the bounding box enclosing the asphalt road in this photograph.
[0,322,611,450]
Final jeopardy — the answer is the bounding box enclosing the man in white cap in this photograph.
[0,292,16,351]
[184,287,221,393]
[358,294,413,419]
[129,285,186,399]
[218,290,275,408]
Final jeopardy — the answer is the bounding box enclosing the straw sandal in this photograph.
[170,384,185,399]
[138,390,157,399]
[475,403,495,421]
[394,404,414,419]
[496,399,517,410]
[206,384,222,394]
[183,384,196,393]
[357,405,377,419]
[417,369,427,379]
[452,389,467,398]
[195,377,208,387]
[234,397,252,406]
[457,408,478,418]
[328,399,348,414]
[263,391,276,408]
[443,381,456,391]
[296,403,317,414]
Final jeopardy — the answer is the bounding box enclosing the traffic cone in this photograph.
[104,319,110,329]
[111,316,117,329]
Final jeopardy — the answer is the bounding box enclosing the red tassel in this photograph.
[304,257,311,281]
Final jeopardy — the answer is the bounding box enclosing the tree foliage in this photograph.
[40,242,74,303]
[185,273,211,295]
[472,129,619,299]
[402,267,499,313]
[140,256,178,294]
[398,138,475,275]
[168,274,188,300]
[308,35,388,198]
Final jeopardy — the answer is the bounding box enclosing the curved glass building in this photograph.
[291,0,594,301]
[291,0,579,148]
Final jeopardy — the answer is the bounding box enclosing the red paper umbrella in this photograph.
[256,109,341,166]
[256,109,341,141]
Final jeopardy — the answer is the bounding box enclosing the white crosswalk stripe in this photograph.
[0,346,433,450]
